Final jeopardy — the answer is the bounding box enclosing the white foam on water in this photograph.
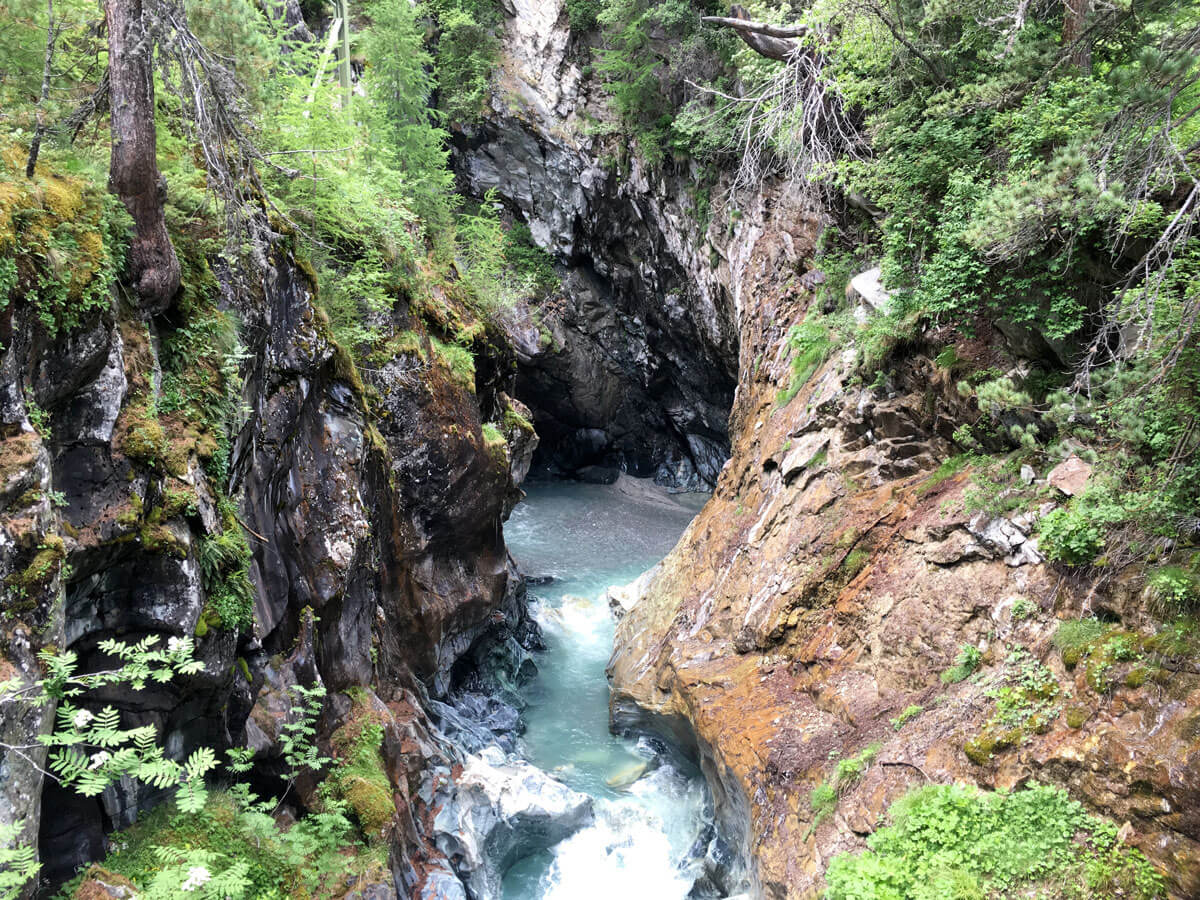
[539,765,707,900]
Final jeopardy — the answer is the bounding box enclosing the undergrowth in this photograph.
[824,783,1165,900]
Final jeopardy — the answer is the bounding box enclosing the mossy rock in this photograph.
[1064,705,1090,729]
[72,865,138,900]
[14,535,66,588]
[344,773,395,836]
[1124,666,1149,689]
[1061,645,1084,669]
[121,412,168,467]
[964,733,997,766]
[139,522,187,558]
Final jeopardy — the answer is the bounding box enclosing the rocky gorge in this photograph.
[2,0,1199,898]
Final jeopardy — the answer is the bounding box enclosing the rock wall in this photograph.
[606,184,1200,898]
[0,219,538,895]
[452,0,739,490]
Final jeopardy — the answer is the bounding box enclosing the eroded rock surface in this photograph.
[608,220,1200,898]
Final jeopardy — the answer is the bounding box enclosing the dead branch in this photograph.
[701,5,803,62]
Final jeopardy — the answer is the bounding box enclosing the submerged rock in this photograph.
[433,746,594,899]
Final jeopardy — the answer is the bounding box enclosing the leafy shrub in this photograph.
[1146,565,1199,616]
[425,0,500,127]
[825,783,1164,900]
[1039,505,1106,566]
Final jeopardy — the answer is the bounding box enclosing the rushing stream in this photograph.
[500,477,712,900]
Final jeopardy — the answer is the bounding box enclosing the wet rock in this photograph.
[576,464,621,484]
[606,760,650,790]
[433,746,594,899]
[418,860,470,900]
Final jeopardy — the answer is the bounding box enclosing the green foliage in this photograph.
[67,786,381,900]
[199,526,255,632]
[363,0,456,232]
[431,336,477,391]
[917,453,971,496]
[594,0,735,167]
[891,705,924,731]
[424,0,501,127]
[0,823,39,900]
[776,318,833,407]
[22,389,50,440]
[503,222,560,299]
[0,636,213,899]
[1038,487,1129,566]
[1146,564,1200,616]
[280,684,331,781]
[1052,618,1109,653]
[824,783,1165,900]
[809,743,881,829]
[565,0,604,31]
[940,644,982,684]
[0,146,129,338]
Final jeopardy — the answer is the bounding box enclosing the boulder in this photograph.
[433,746,593,899]
[1047,455,1093,497]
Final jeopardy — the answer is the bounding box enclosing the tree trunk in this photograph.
[1062,0,1093,72]
[26,0,57,178]
[104,0,180,313]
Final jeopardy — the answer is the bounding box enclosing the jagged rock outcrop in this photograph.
[452,0,738,490]
[606,185,1200,898]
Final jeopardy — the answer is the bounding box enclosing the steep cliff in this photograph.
[452,0,738,489]
[0,151,536,894]
[606,200,1200,897]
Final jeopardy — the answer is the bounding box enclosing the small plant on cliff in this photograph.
[940,644,982,684]
[776,318,834,408]
[198,525,255,632]
[891,705,924,731]
[809,743,881,832]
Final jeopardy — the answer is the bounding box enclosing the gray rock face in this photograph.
[433,746,594,900]
[452,0,739,490]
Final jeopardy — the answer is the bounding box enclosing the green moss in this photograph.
[841,548,871,579]
[121,408,168,467]
[14,535,66,588]
[139,522,188,559]
[331,339,367,398]
[1065,705,1090,728]
[964,727,1021,765]
[503,405,534,435]
[963,733,996,766]
[430,337,476,392]
[330,694,395,840]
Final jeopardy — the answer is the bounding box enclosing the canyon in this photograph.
[1,0,1197,898]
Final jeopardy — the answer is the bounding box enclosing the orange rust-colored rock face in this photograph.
[608,193,1200,898]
